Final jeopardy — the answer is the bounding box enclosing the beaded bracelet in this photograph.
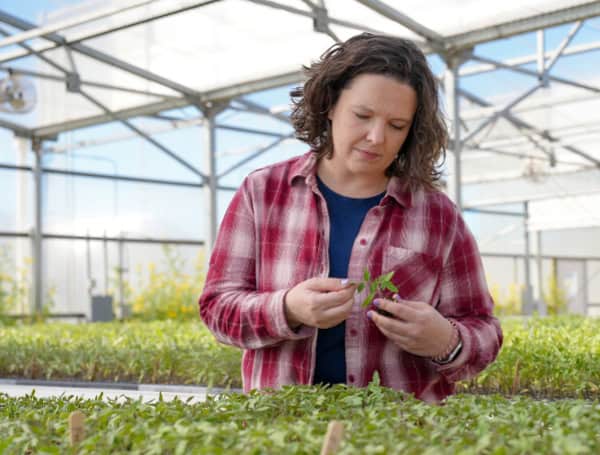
[431,319,461,363]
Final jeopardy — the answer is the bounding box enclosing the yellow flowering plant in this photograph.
[124,245,206,321]
[0,245,55,324]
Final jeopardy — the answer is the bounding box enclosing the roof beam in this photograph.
[465,144,584,168]
[471,53,600,95]
[0,9,200,97]
[0,64,177,99]
[446,1,600,50]
[4,11,202,178]
[235,97,292,125]
[353,0,444,46]
[217,133,294,179]
[246,0,390,37]
[33,98,188,137]
[460,40,600,77]
[0,0,156,50]
[0,1,223,66]
[459,87,600,168]
[462,164,596,185]
[465,186,600,209]
[78,88,208,181]
[32,71,303,137]
[462,83,543,144]
[544,21,583,75]
[0,117,32,137]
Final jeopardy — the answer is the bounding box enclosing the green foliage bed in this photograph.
[0,316,599,398]
[459,316,600,398]
[0,320,241,388]
[1,385,599,454]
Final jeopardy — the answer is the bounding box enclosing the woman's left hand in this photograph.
[368,297,454,358]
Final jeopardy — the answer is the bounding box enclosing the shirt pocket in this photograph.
[382,246,443,305]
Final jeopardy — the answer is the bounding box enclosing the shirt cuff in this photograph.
[271,288,315,340]
[432,339,463,365]
[430,319,471,379]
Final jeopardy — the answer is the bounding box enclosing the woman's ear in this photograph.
[327,103,336,121]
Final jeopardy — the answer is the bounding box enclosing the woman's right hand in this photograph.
[283,278,356,329]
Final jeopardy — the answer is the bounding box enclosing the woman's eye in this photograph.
[390,124,405,131]
[354,113,369,119]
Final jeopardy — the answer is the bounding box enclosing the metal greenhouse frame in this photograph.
[0,0,600,316]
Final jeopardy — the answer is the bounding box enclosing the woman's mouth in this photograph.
[355,148,380,160]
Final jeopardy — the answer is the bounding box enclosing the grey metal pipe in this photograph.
[32,144,43,315]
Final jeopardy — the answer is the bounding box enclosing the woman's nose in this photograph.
[366,121,385,144]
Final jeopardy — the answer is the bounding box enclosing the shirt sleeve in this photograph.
[432,210,503,383]
[199,177,314,350]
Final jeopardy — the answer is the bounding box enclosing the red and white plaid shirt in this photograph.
[199,151,502,402]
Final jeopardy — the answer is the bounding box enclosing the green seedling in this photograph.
[354,269,398,308]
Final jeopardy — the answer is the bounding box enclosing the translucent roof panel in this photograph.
[0,0,598,132]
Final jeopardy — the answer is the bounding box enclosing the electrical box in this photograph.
[91,295,114,322]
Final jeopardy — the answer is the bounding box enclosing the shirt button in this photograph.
[348,374,355,383]
[350,329,357,336]
[359,238,367,246]
[373,208,381,216]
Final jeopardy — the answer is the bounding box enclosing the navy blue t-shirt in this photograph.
[313,176,385,385]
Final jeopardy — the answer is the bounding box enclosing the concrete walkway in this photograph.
[0,379,239,404]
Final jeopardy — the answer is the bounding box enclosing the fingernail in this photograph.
[367,310,373,319]
[373,299,380,307]
[393,294,401,301]
[340,278,349,286]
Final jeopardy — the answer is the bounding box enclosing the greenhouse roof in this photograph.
[0,0,599,215]
[0,0,598,136]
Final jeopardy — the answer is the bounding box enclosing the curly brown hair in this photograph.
[290,33,448,191]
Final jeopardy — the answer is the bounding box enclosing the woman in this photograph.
[199,33,502,403]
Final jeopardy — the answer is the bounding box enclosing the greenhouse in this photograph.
[1,0,600,453]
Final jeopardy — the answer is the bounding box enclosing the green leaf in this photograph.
[384,282,398,292]
[357,283,365,293]
[370,370,381,386]
[382,271,395,282]
[363,269,371,282]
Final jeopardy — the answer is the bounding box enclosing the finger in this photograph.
[322,297,354,319]
[306,277,355,292]
[319,298,354,327]
[369,309,412,335]
[369,312,411,346]
[374,298,419,321]
[377,324,410,348]
[396,298,429,309]
[314,286,356,309]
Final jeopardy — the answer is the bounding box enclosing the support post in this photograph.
[444,54,463,209]
[537,30,548,87]
[32,139,43,315]
[582,260,589,316]
[203,107,218,254]
[117,233,126,319]
[536,230,547,315]
[14,136,29,315]
[522,201,534,314]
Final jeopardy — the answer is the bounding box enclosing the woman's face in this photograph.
[327,73,417,183]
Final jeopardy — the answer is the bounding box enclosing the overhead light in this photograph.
[0,71,37,114]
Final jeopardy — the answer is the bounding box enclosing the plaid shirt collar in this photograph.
[288,151,414,209]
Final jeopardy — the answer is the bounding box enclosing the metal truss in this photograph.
[0,0,225,64]
[0,63,179,99]
[1,1,600,315]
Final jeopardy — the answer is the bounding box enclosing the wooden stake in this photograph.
[320,420,345,455]
[69,411,86,446]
